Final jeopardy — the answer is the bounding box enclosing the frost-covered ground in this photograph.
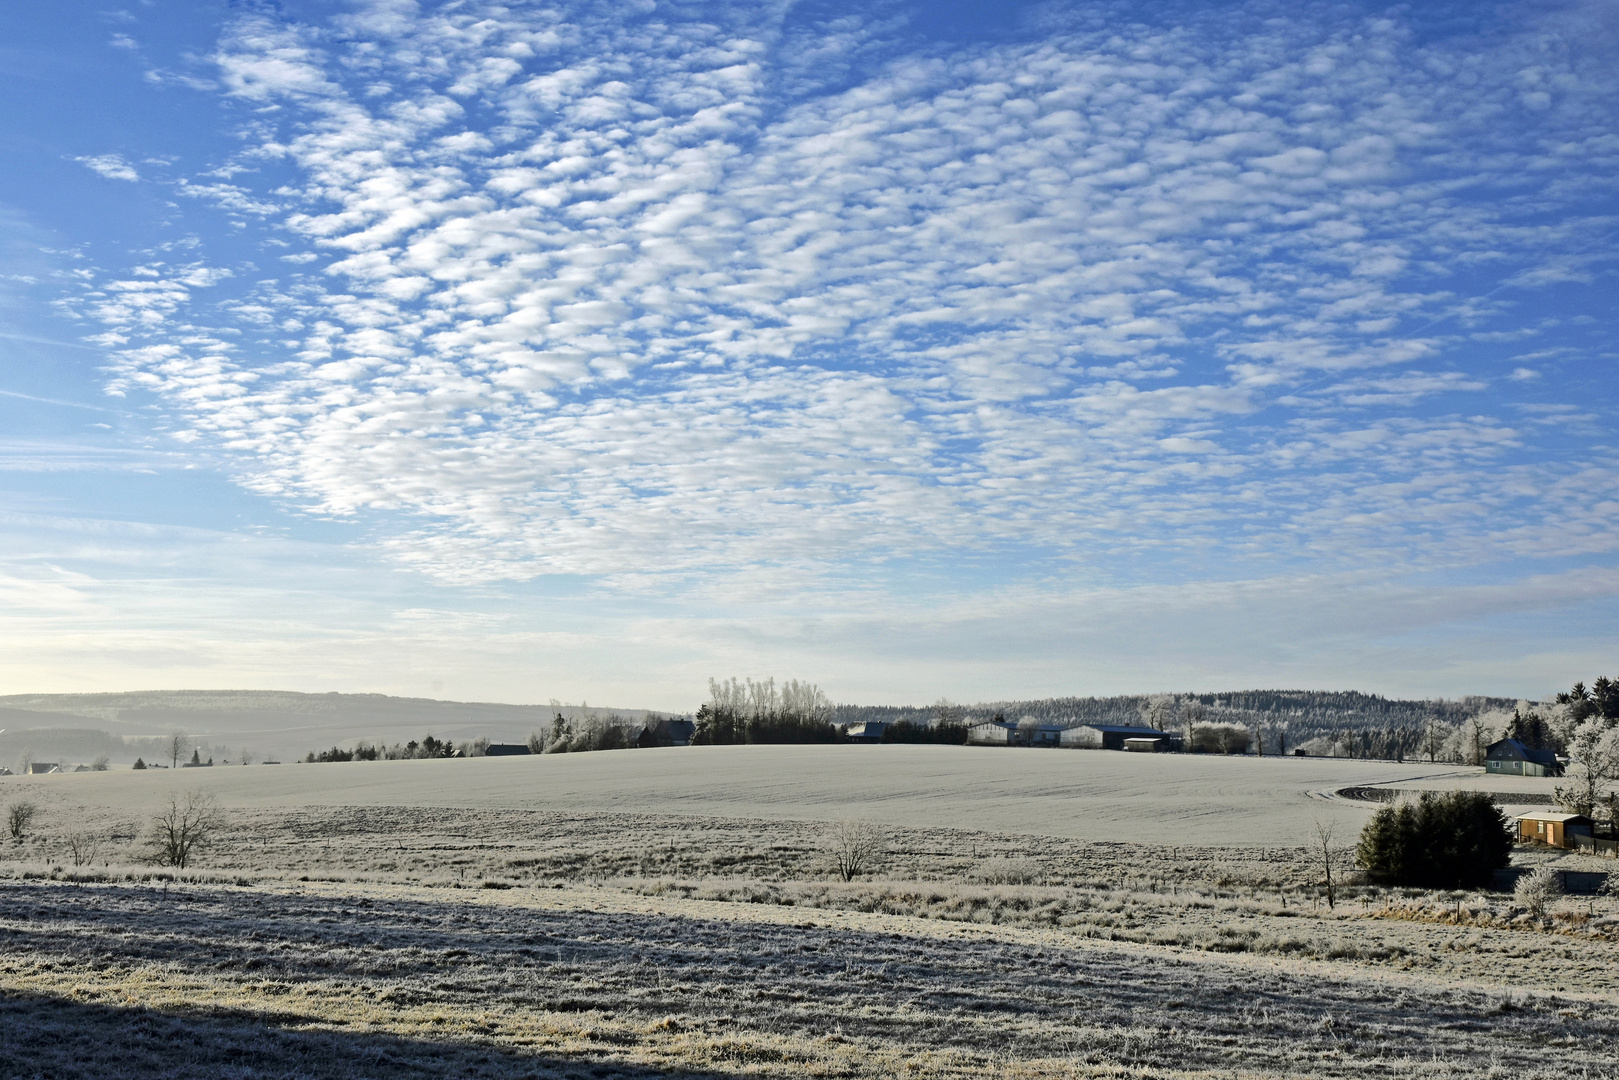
[0,751,1610,1078]
[3,865,1616,1079]
[7,743,1490,844]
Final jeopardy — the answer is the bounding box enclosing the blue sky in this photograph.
[1,0,1616,708]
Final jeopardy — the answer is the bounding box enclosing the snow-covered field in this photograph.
[11,744,1497,846]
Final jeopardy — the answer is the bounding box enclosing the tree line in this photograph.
[835,689,1520,753]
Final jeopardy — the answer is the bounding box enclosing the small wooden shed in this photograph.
[1517,811,1593,849]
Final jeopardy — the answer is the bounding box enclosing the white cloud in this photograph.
[65,0,1619,598]
[76,154,140,182]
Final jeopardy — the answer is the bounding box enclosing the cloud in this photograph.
[65,0,1619,595]
[75,154,140,182]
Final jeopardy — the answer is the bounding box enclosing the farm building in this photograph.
[842,721,889,743]
[1485,738,1562,777]
[28,763,60,775]
[967,720,1014,745]
[967,720,1183,750]
[484,743,532,756]
[967,720,1066,747]
[1062,725,1183,752]
[1517,811,1593,848]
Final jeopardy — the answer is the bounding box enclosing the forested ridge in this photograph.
[834,690,1520,757]
[835,690,1512,727]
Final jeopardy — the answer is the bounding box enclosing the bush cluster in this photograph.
[544,714,634,753]
[304,735,454,763]
[880,720,969,745]
[1355,791,1511,889]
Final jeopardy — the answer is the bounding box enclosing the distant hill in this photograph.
[0,691,650,767]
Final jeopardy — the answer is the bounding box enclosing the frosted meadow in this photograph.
[4,748,1619,1078]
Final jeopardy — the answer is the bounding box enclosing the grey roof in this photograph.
[1075,724,1173,736]
[1486,738,1559,766]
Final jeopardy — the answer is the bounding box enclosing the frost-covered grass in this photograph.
[3,869,1617,1080]
[2,792,1616,1077]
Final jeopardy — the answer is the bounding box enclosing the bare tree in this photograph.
[146,789,222,868]
[827,819,885,882]
[66,832,102,866]
[1313,819,1338,910]
[91,755,111,772]
[1422,718,1443,763]
[1467,715,1486,766]
[6,800,38,843]
[167,732,188,771]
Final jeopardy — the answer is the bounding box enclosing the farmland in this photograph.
[1,744,1512,844]
[1,746,1613,1078]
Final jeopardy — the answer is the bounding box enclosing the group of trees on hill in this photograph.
[1550,677,1619,825]
[694,678,838,745]
[833,689,1524,760]
[306,734,458,762]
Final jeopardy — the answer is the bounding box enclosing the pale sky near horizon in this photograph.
[0,0,1615,711]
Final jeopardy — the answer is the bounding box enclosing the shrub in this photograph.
[1355,791,1511,889]
[827,820,884,882]
[1191,722,1252,754]
[1513,866,1562,916]
[970,857,1043,885]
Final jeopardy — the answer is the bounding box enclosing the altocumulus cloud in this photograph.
[69,0,1619,595]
